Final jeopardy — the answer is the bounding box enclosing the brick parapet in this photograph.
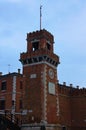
[27,29,54,44]
[58,83,86,96]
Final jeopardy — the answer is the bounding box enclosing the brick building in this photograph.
[0,71,23,123]
[0,29,86,130]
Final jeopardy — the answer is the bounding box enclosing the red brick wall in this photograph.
[58,85,86,129]
[23,64,45,123]
[0,76,13,110]
[71,90,86,128]
[58,86,71,126]
[22,63,59,124]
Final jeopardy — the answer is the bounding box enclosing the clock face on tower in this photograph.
[48,69,54,79]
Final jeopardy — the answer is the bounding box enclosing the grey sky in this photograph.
[0,0,86,87]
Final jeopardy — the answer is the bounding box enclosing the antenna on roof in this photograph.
[40,5,42,30]
[8,64,11,73]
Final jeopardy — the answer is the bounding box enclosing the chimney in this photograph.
[0,72,2,76]
[76,86,79,89]
[70,84,73,87]
[63,82,66,86]
[18,69,21,74]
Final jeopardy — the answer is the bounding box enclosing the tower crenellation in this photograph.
[26,29,54,53]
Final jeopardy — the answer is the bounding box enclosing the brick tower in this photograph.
[20,29,59,124]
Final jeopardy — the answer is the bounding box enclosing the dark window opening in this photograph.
[52,61,55,65]
[32,42,39,51]
[47,43,51,50]
[28,58,32,64]
[0,100,5,110]
[55,62,58,67]
[20,81,23,89]
[46,57,50,62]
[23,59,27,65]
[44,56,47,60]
[1,81,7,90]
[33,58,38,62]
[41,125,46,130]
[39,57,43,62]
[62,127,66,130]
[50,59,52,63]
[19,100,23,109]
[12,100,14,106]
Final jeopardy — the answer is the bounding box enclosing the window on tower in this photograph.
[32,41,39,51]
[47,43,51,50]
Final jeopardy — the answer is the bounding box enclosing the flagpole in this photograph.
[40,5,42,30]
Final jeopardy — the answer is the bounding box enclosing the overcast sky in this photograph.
[0,0,86,88]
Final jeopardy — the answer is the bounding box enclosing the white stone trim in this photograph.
[56,93,60,116]
[23,61,56,69]
[12,76,16,122]
[41,65,47,121]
